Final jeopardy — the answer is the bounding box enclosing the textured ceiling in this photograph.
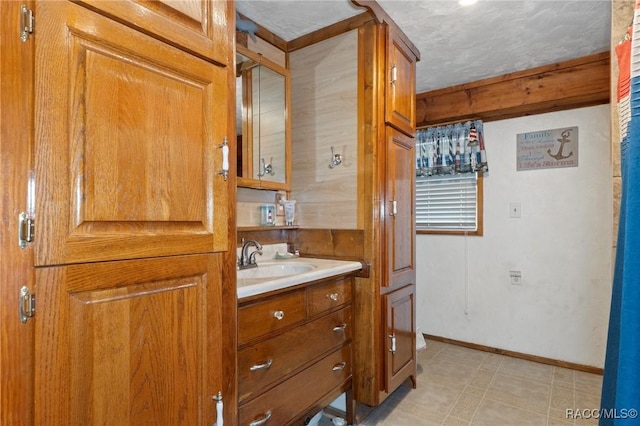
[235,0,612,94]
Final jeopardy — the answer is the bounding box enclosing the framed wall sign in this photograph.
[517,126,578,171]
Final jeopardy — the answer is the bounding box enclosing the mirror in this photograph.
[236,46,290,190]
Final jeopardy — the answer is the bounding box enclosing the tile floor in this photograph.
[328,339,604,426]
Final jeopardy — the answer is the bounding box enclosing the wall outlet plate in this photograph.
[275,193,285,216]
[510,270,522,285]
[510,202,521,218]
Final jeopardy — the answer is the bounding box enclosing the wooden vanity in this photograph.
[237,273,356,426]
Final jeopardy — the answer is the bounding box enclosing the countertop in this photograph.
[237,257,362,299]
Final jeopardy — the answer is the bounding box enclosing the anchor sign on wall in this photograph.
[516,126,579,171]
[547,129,574,161]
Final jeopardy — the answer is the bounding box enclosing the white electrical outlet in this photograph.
[510,202,521,218]
[275,193,285,216]
[510,270,522,285]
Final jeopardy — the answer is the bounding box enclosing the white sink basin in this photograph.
[237,262,316,280]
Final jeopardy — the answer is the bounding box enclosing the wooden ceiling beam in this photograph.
[415,51,610,128]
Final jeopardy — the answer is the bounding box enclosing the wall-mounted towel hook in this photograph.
[258,157,274,177]
[329,146,343,169]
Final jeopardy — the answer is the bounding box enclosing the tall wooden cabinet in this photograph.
[354,17,418,407]
[26,1,236,424]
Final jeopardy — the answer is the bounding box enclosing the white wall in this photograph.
[417,105,613,368]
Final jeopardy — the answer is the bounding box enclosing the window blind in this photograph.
[416,173,477,231]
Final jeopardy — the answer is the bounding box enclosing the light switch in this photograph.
[510,270,522,285]
[510,202,521,218]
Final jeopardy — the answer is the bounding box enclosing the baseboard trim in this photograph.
[424,334,604,375]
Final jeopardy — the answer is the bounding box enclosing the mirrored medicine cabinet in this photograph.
[236,45,291,191]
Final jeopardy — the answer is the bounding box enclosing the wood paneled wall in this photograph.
[236,188,283,227]
[289,30,359,229]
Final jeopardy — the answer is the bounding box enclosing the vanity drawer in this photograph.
[239,290,306,345]
[238,306,352,403]
[239,344,352,426]
[307,277,352,317]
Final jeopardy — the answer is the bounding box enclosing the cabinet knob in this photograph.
[249,411,272,426]
[329,293,339,301]
[273,310,284,320]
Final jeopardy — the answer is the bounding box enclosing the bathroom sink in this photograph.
[237,262,316,280]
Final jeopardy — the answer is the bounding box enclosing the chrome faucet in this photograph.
[238,239,263,269]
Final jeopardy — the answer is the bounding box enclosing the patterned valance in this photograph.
[416,120,489,176]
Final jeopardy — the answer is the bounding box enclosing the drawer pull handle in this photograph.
[212,392,223,426]
[218,137,230,181]
[332,362,347,371]
[329,293,339,301]
[249,411,272,426]
[333,323,347,332]
[273,310,284,320]
[250,359,273,371]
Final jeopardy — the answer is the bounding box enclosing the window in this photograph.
[415,173,483,235]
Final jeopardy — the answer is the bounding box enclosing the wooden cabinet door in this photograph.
[74,0,232,66]
[384,127,415,289]
[385,26,416,137]
[34,1,230,266]
[34,254,228,425]
[383,284,416,394]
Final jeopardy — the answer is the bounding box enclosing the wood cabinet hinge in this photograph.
[19,286,35,323]
[20,5,34,42]
[18,212,34,248]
